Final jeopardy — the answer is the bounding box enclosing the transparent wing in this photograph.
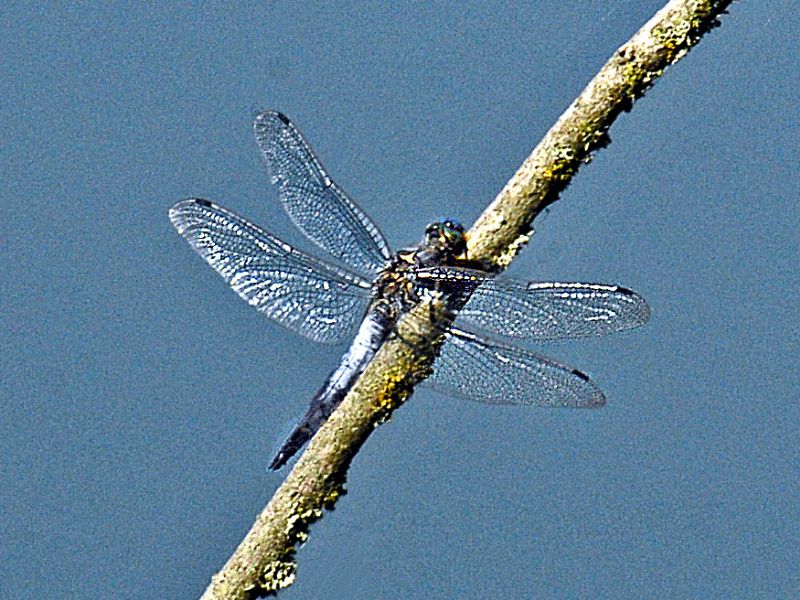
[415,267,649,342]
[254,110,392,276]
[169,198,372,344]
[424,327,605,408]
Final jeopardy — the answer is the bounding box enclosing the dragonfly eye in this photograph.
[442,220,464,233]
[440,222,466,256]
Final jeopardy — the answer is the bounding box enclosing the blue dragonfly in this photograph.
[170,111,649,469]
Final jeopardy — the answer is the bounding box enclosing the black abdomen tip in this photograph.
[269,452,288,471]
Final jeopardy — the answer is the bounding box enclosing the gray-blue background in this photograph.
[2,2,797,598]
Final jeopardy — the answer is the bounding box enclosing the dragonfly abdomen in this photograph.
[269,305,393,470]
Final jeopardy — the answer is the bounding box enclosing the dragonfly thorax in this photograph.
[372,220,468,310]
[373,249,429,310]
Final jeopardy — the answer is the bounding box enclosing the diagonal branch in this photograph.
[199,1,734,597]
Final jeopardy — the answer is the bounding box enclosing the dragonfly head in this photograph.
[424,219,467,258]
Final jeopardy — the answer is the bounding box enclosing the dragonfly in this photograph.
[169,111,650,470]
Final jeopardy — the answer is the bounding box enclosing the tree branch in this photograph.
[200,1,734,597]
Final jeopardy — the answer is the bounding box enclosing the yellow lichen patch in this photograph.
[261,559,296,592]
[542,151,576,185]
[651,10,700,60]
[296,502,324,523]
[367,363,408,409]
[621,59,647,97]
[320,484,343,507]
[285,511,305,537]
[295,530,309,544]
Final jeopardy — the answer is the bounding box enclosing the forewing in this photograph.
[415,268,649,342]
[254,110,392,276]
[424,328,605,408]
[169,198,372,344]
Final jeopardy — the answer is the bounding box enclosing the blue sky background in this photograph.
[2,2,798,598]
